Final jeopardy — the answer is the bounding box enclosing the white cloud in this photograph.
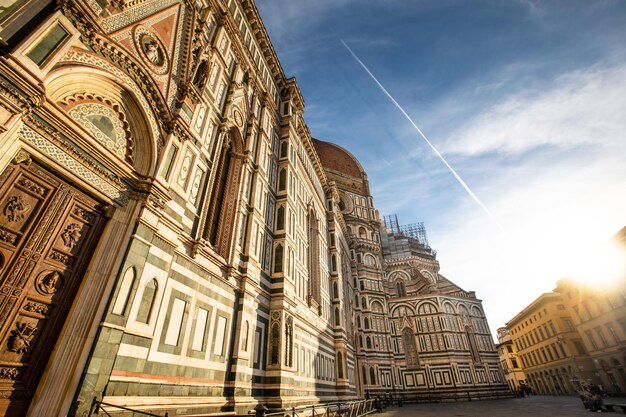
[442,63,626,156]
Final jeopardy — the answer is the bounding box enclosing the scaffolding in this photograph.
[382,214,430,248]
[400,222,429,248]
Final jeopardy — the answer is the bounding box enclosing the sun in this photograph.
[567,239,626,288]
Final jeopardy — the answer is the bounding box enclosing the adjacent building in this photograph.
[502,227,626,396]
[0,1,506,416]
[496,327,526,392]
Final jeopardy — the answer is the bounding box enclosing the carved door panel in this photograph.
[0,159,107,416]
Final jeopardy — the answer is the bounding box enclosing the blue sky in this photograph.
[256,0,626,336]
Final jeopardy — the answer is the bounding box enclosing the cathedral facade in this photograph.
[0,1,505,416]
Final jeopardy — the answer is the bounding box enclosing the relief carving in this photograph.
[17,178,44,196]
[73,207,92,222]
[4,195,30,222]
[0,229,17,245]
[23,301,50,316]
[61,223,82,249]
[35,271,62,295]
[49,251,73,266]
[0,367,18,380]
[8,322,36,354]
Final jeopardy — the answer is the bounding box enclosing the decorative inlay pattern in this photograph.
[100,0,178,33]
[60,50,163,148]
[17,125,128,205]
[69,104,127,158]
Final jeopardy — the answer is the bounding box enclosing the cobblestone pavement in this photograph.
[376,395,626,417]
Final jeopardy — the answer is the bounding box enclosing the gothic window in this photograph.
[280,140,288,158]
[274,244,283,273]
[356,315,361,328]
[112,267,135,315]
[270,322,280,365]
[333,282,339,299]
[396,281,406,297]
[362,297,367,309]
[362,366,368,385]
[358,227,367,239]
[370,367,376,385]
[337,352,344,379]
[331,254,337,272]
[136,279,157,323]
[207,138,232,246]
[276,205,285,230]
[364,317,370,329]
[307,210,321,305]
[334,308,340,326]
[278,168,286,191]
[403,328,420,368]
[285,316,293,367]
[466,325,481,363]
[366,337,372,349]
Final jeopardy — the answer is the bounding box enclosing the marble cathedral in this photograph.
[0,0,506,416]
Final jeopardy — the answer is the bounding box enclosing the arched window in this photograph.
[337,352,344,379]
[403,328,420,368]
[333,282,339,299]
[396,281,406,297]
[334,308,340,326]
[274,244,283,273]
[362,366,368,385]
[358,227,367,239]
[208,138,232,245]
[204,130,244,256]
[362,297,367,309]
[366,337,372,349]
[370,367,376,385]
[331,254,337,272]
[136,279,157,323]
[307,210,321,306]
[466,325,481,363]
[280,140,288,158]
[285,316,293,367]
[270,322,280,365]
[112,267,135,315]
[278,168,287,191]
[364,317,370,329]
[276,205,285,230]
[356,315,361,328]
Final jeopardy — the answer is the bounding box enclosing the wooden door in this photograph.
[0,159,107,416]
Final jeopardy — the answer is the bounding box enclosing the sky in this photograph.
[255,0,626,338]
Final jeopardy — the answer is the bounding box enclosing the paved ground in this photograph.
[376,395,626,417]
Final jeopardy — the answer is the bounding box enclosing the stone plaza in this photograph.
[378,395,626,417]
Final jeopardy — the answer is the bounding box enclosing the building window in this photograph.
[112,267,135,315]
[396,281,406,297]
[370,367,376,385]
[136,279,157,324]
[274,244,284,273]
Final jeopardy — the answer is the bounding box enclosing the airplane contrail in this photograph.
[340,39,502,229]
